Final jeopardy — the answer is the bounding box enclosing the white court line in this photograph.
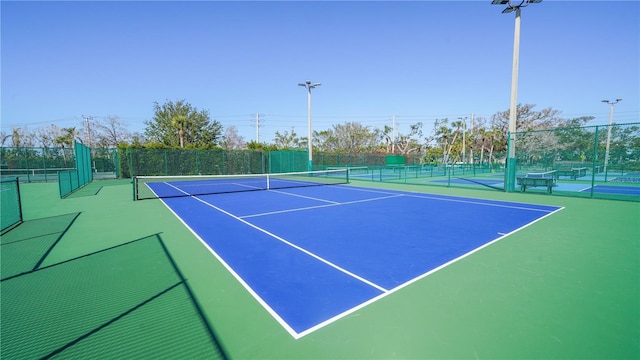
[327,184,558,213]
[295,204,566,338]
[166,180,262,191]
[154,182,565,339]
[163,182,190,195]
[241,194,404,219]
[192,196,389,293]
[405,194,556,213]
[268,189,340,204]
[154,196,301,338]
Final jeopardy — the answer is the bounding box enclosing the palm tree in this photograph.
[54,127,75,148]
[172,114,187,148]
[443,120,463,164]
[53,127,76,161]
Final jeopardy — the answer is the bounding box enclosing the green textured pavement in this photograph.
[1,179,638,359]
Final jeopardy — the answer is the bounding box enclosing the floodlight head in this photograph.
[311,83,321,87]
[493,0,542,13]
[492,0,542,4]
[298,83,306,87]
[616,98,623,102]
[601,100,609,103]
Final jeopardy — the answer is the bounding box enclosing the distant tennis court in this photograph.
[141,172,562,338]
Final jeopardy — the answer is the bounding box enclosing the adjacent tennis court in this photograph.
[144,173,562,338]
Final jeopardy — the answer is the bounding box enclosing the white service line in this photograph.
[241,193,405,219]
[192,195,389,293]
[268,189,340,204]
[164,182,190,195]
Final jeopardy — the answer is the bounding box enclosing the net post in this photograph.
[16,177,23,224]
[133,176,137,201]
[266,174,271,190]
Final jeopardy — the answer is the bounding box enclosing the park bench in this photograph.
[516,170,557,193]
[555,167,587,180]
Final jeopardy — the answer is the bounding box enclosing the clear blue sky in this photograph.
[2,0,638,143]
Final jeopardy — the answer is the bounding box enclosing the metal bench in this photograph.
[517,171,557,193]
[555,167,587,180]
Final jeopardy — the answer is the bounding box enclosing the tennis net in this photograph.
[134,169,349,200]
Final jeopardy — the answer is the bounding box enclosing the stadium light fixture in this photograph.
[492,0,542,192]
[298,80,321,171]
[601,98,622,175]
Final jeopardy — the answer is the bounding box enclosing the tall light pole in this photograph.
[298,80,321,171]
[492,0,541,192]
[458,117,468,164]
[601,98,622,174]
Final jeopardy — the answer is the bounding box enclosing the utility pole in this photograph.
[469,113,474,164]
[253,113,265,143]
[392,114,396,154]
[82,115,94,148]
[458,116,468,164]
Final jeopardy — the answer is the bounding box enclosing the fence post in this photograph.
[590,126,599,199]
[504,132,516,192]
[196,149,199,175]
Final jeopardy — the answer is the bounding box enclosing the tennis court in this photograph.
[144,172,562,338]
[1,174,638,359]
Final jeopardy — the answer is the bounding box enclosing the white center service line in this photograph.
[241,193,405,219]
[269,189,340,204]
[192,195,389,293]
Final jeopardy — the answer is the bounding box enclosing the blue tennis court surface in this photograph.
[153,183,562,338]
[583,184,640,195]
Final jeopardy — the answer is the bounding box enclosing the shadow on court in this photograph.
[63,179,133,199]
[0,225,227,359]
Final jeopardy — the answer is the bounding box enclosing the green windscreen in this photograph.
[59,141,93,198]
[0,177,23,233]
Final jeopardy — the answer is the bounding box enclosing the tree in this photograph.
[144,100,222,148]
[0,131,9,147]
[394,122,423,155]
[221,126,246,150]
[10,127,35,148]
[34,125,57,148]
[493,104,561,135]
[380,125,394,153]
[431,119,455,164]
[273,128,301,149]
[247,141,277,151]
[94,116,132,148]
[54,127,76,148]
[314,122,380,153]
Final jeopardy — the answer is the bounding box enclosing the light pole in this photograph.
[601,98,622,175]
[298,80,321,171]
[492,0,542,192]
[458,117,468,164]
